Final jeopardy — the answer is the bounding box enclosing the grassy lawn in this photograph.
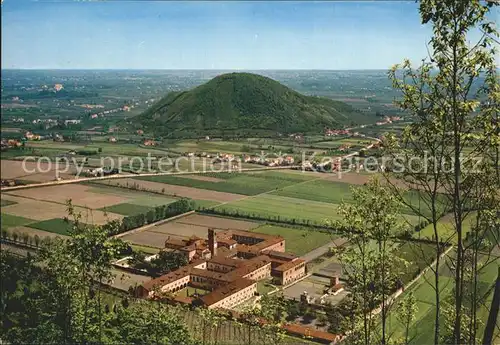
[175,286,210,298]
[0,213,35,230]
[99,203,155,216]
[27,218,76,235]
[257,280,277,295]
[215,194,341,225]
[252,224,335,256]
[1,199,17,207]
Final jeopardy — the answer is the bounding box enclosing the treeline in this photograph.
[106,198,195,235]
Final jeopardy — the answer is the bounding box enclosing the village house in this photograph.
[143,139,156,146]
[64,119,81,125]
[24,131,41,141]
[283,156,294,165]
[325,129,350,137]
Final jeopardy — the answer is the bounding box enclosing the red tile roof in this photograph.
[274,258,305,272]
[199,278,255,306]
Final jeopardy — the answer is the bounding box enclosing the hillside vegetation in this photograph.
[134,73,371,137]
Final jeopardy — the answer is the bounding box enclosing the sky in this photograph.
[1,1,445,70]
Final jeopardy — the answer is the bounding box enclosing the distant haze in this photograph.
[0,1,481,70]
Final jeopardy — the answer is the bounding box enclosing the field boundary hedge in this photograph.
[107,198,195,236]
[113,210,196,239]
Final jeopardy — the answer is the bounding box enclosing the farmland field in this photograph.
[0,194,123,224]
[252,224,334,256]
[99,203,156,216]
[25,140,170,156]
[1,213,35,230]
[0,159,78,180]
[87,184,177,207]
[415,212,476,244]
[272,179,353,204]
[1,199,17,207]
[136,171,313,196]
[6,226,67,239]
[176,214,259,231]
[27,218,76,236]
[273,179,449,219]
[193,199,220,209]
[386,251,499,344]
[6,184,127,209]
[95,178,244,202]
[214,194,341,225]
[121,214,259,248]
[121,230,173,248]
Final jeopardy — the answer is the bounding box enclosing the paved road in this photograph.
[301,237,348,263]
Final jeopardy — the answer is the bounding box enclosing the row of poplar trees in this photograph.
[333,1,499,345]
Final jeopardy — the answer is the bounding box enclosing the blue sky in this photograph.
[2,1,436,70]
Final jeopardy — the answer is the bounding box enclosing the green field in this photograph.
[252,224,335,256]
[257,281,277,295]
[136,172,310,196]
[272,179,353,204]
[99,203,155,216]
[273,179,450,218]
[394,241,438,284]
[100,200,219,216]
[27,218,75,235]
[214,192,421,229]
[27,141,170,156]
[87,184,177,207]
[0,199,17,207]
[0,214,35,230]
[214,194,341,225]
[415,212,476,244]
[193,199,221,210]
[386,251,499,344]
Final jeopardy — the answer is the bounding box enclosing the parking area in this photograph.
[282,275,348,306]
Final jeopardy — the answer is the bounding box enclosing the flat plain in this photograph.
[95,178,244,202]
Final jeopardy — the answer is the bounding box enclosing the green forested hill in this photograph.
[133,73,372,137]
